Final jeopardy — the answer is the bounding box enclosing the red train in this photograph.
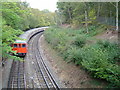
[12,40,27,57]
[11,27,47,57]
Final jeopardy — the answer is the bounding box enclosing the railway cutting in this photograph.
[7,30,60,89]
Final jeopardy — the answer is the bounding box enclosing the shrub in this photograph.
[97,40,120,63]
[73,35,86,47]
[65,47,83,65]
[87,25,104,36]
[44,27,120,87]
[81,44,120,87]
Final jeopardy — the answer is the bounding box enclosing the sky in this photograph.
[21,0,58,12]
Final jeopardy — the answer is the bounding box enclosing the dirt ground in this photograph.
[95,30,118,42]
[39,35,108,88]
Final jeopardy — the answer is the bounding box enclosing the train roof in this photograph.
[17,27,49,43]
[19,28,43,42]
[15,40,27,44]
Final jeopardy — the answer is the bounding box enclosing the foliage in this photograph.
[45,27,120,87]
[72,35,86,47]
[2,19,23,60]
[57,2,117,31]
[81,42,120,87]
[1,1,56,61]
[96,40,120,63]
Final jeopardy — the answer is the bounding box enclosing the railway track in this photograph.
[8,60,26,88]
[27,33,60,89]
[7,32,60,89]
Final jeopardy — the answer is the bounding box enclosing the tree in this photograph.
[1,1,57,61]
[57,2,117,30]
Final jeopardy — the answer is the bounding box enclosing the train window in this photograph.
[14,44,17,48]
[22,44,26,48]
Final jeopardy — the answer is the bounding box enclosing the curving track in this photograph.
[26,33,60,89]
[8,31,60,89]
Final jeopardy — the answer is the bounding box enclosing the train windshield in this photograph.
[13,44,17,48]
[22,44,26,48]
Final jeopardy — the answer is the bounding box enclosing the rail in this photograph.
[7,27,60,89]
[28,33,60,89]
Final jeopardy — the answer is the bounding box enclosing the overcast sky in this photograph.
[21,0,58,12]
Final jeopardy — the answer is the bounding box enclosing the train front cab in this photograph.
[12,43,27,57]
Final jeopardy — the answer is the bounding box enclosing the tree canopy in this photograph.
[57,2,118,31]
[1,1,56,61]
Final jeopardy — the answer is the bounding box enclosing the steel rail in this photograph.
[36,40,57,88]
[26,37,44,88]
[7,60,26,88]
[34,34,54,88]
[37,35,61,89]
[31,34,49,88]
[31,33,60,89]
[29,34,47,88]
[8,30,60,89]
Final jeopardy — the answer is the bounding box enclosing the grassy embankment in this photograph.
[44,25,120,87]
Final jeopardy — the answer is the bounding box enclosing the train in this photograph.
[12,40,27,56]
[11,27,48,57]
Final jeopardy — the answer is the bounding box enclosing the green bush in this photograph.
[87,25,104,36]
[81,44,120,87]
[65,48,83,65]
[72,35,86,47]
[44,27,120,87]
[97,40,120,63]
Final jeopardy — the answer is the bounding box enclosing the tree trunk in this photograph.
[97,3,101,18]
[116,2,118,31]
[85,10,88,33]
[68,8,72,23]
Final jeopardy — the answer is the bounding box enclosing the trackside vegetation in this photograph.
[44,26,120,87]
[1,1,120,87]
[1,1,55,61]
